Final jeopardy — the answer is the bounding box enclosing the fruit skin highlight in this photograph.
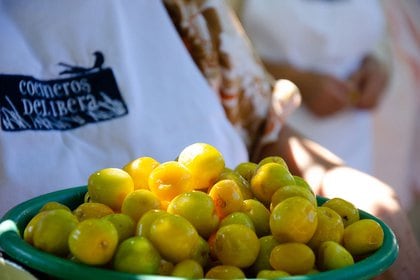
[148,161,193,202]
[24,211,49,245]
[177,142,225,190]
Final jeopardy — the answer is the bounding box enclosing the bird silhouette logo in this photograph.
[58,51,105,75]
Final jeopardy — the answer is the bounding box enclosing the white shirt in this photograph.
[241,0,386,173]
[0,0,248,215]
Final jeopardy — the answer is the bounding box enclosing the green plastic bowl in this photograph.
[0,186,398,280]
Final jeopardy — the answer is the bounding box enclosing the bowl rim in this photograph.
[0,186,399,280]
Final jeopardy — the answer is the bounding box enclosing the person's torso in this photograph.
[241,0,386,78]
[240,0,383,172]
[0,0,248,214]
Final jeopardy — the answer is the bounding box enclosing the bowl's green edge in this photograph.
[0,186,399,280]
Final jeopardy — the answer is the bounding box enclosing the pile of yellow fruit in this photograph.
[23,142,384,279]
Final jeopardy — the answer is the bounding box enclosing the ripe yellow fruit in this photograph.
[23,211,49,245]
[38,201,71,212]
[171,259,204,278]
[322,197,360,227]
[21,143,388,278]
[343,219,384,256]
[123,156,160,190]
[251,235,280,273]
[87,167,134,212]
[102,213,136,244]
[148,161,193,201]
[257,156,289,170]
[217,168,254,200]
[149,213,200,263]
[113,236,161,274]
[72,202,114,221]
[190,236,211,267]
[270,196,318,243]
[68,218,118,266]
[251,162,295,205]
[307,206,344,250]
[234,161,258,183]
[121,189,161,223]
[270,184,317,211]
[241,199,271,237]
[136,209,169,239]
[208,179,244,219]
[270,242,315,275]
[32,209,78,256]
[317,241,354,271]
[214,224,260,268]
[167,191,219,239]
[219,211,255,231]
[177,142,225,190]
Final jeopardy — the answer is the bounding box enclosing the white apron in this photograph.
[0,0,248,215]
[241,0,386,173]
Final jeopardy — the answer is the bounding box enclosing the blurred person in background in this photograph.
[0,0,419,278]
[378,0,420,242]
[235,0,420,214]
[238,0,389,177]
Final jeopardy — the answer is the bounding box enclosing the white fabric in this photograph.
[373,0,420,210]
[0,0,248,215]
[241,0,385,173]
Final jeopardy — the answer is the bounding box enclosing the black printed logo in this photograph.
[0,51,128,131]
[58,51,105,75]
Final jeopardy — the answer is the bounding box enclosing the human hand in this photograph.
[349,54,389,109]
[294,71,355,117]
